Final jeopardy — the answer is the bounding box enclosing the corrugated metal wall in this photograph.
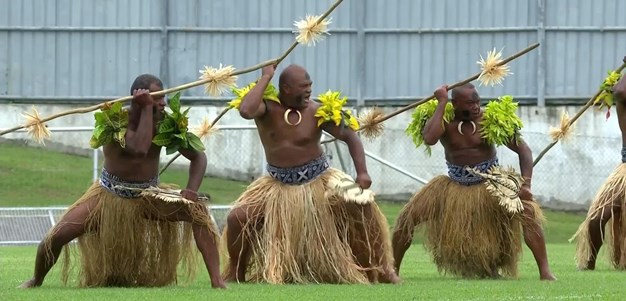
[1,0,625,105]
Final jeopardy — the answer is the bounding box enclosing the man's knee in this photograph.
[46,223,82,247]
[226,207,249,228]
[522,200,535,214]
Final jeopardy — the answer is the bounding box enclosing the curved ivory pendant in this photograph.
[457,121,477,136]
[284,109,302,126]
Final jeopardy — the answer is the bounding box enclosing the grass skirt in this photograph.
[394,175,544,278]
[44,182,217,287]
[571,163,626,269]
[221,167,394,284]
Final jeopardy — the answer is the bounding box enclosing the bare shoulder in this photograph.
[308,100,322,110]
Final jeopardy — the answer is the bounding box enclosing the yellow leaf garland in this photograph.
[315,90,359,131]
[229,81,280,109]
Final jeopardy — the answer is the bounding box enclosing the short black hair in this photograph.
[129,74,163,95]
[451,83,479,101]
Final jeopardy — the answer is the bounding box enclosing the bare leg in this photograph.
[153,202,226,289]
[223,204,263,283]
[521,203,556,281]
[19,198,98,288]
[391,205,421,276]
[345,203,400,284]
[585,205,618,270]
[611,208,623,268]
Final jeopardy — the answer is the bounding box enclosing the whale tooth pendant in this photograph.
[284,109,302,126]
[457,121,477,136]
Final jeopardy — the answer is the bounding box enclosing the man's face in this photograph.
[452,88,481,121]
[284,71,312,109]
[148,83,166,118]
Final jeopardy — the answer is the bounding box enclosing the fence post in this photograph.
[536,0,546,107]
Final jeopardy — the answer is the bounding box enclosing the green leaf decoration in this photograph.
[186,132,206,151]
[88,91,204,153]
[594,70,622,118]
[152,92,204,152]
[166,143,180,155]
[158,118,176,134]
[174,133,187,141]
[89,103,129,149]
[405,99,455,156]
[115,128,127,148]
[168,92,181,113]
[89,135,100,149]
[479,95,524,146]
[152,133,173,146]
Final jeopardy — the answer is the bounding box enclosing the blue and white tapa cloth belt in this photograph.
[99,168,159,199]
[266,154,330,185]
[446,157,499,186]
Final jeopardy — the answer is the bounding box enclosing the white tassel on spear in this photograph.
[22,106,51,144]
[357,108,386,141]
[198,64,238,97]
[192,117,220,143]
[548,111,574,143]
[293,15,332,46]
[477,48,512,87]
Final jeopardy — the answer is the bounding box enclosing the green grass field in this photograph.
[1,143,624,300]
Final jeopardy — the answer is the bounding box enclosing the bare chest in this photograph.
[443,120,488,149]
[259,107,322,145]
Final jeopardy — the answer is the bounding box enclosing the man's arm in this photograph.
[614,57,626,101]
[321,123,371,189]
[422,85,449,145]
[613,61,626,113]
[125,89,155,155]
[178,148,208,200]
[506,136,533,188]
[239,65,275,119]
[613,58,626,142]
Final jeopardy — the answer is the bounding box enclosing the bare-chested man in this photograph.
[19,74,225,289]
[391,83,556,280]
[571,56,626,270]
[221,64,400,284]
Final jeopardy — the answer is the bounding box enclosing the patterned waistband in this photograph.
[266,154,330,185]
[446,157,499,186]
[99,168,159,199]
[622,147,626,163]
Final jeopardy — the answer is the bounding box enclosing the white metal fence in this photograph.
[0,205,232,246]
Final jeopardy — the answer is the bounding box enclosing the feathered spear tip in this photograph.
[358,108,386,141]
[22,106,51,144]
[477,48,513,87]
[198,64,238,96]
[192,117,220,142]
[293,15,332,46]
[548,111,574,143]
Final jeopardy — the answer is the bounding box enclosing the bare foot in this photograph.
[211,280,227,289]
[18,278,41,288]
[540,272,557,281]
[379,270,402,284]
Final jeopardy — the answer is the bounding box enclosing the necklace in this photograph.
[457,120,477,136]
[283,108,302,126]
